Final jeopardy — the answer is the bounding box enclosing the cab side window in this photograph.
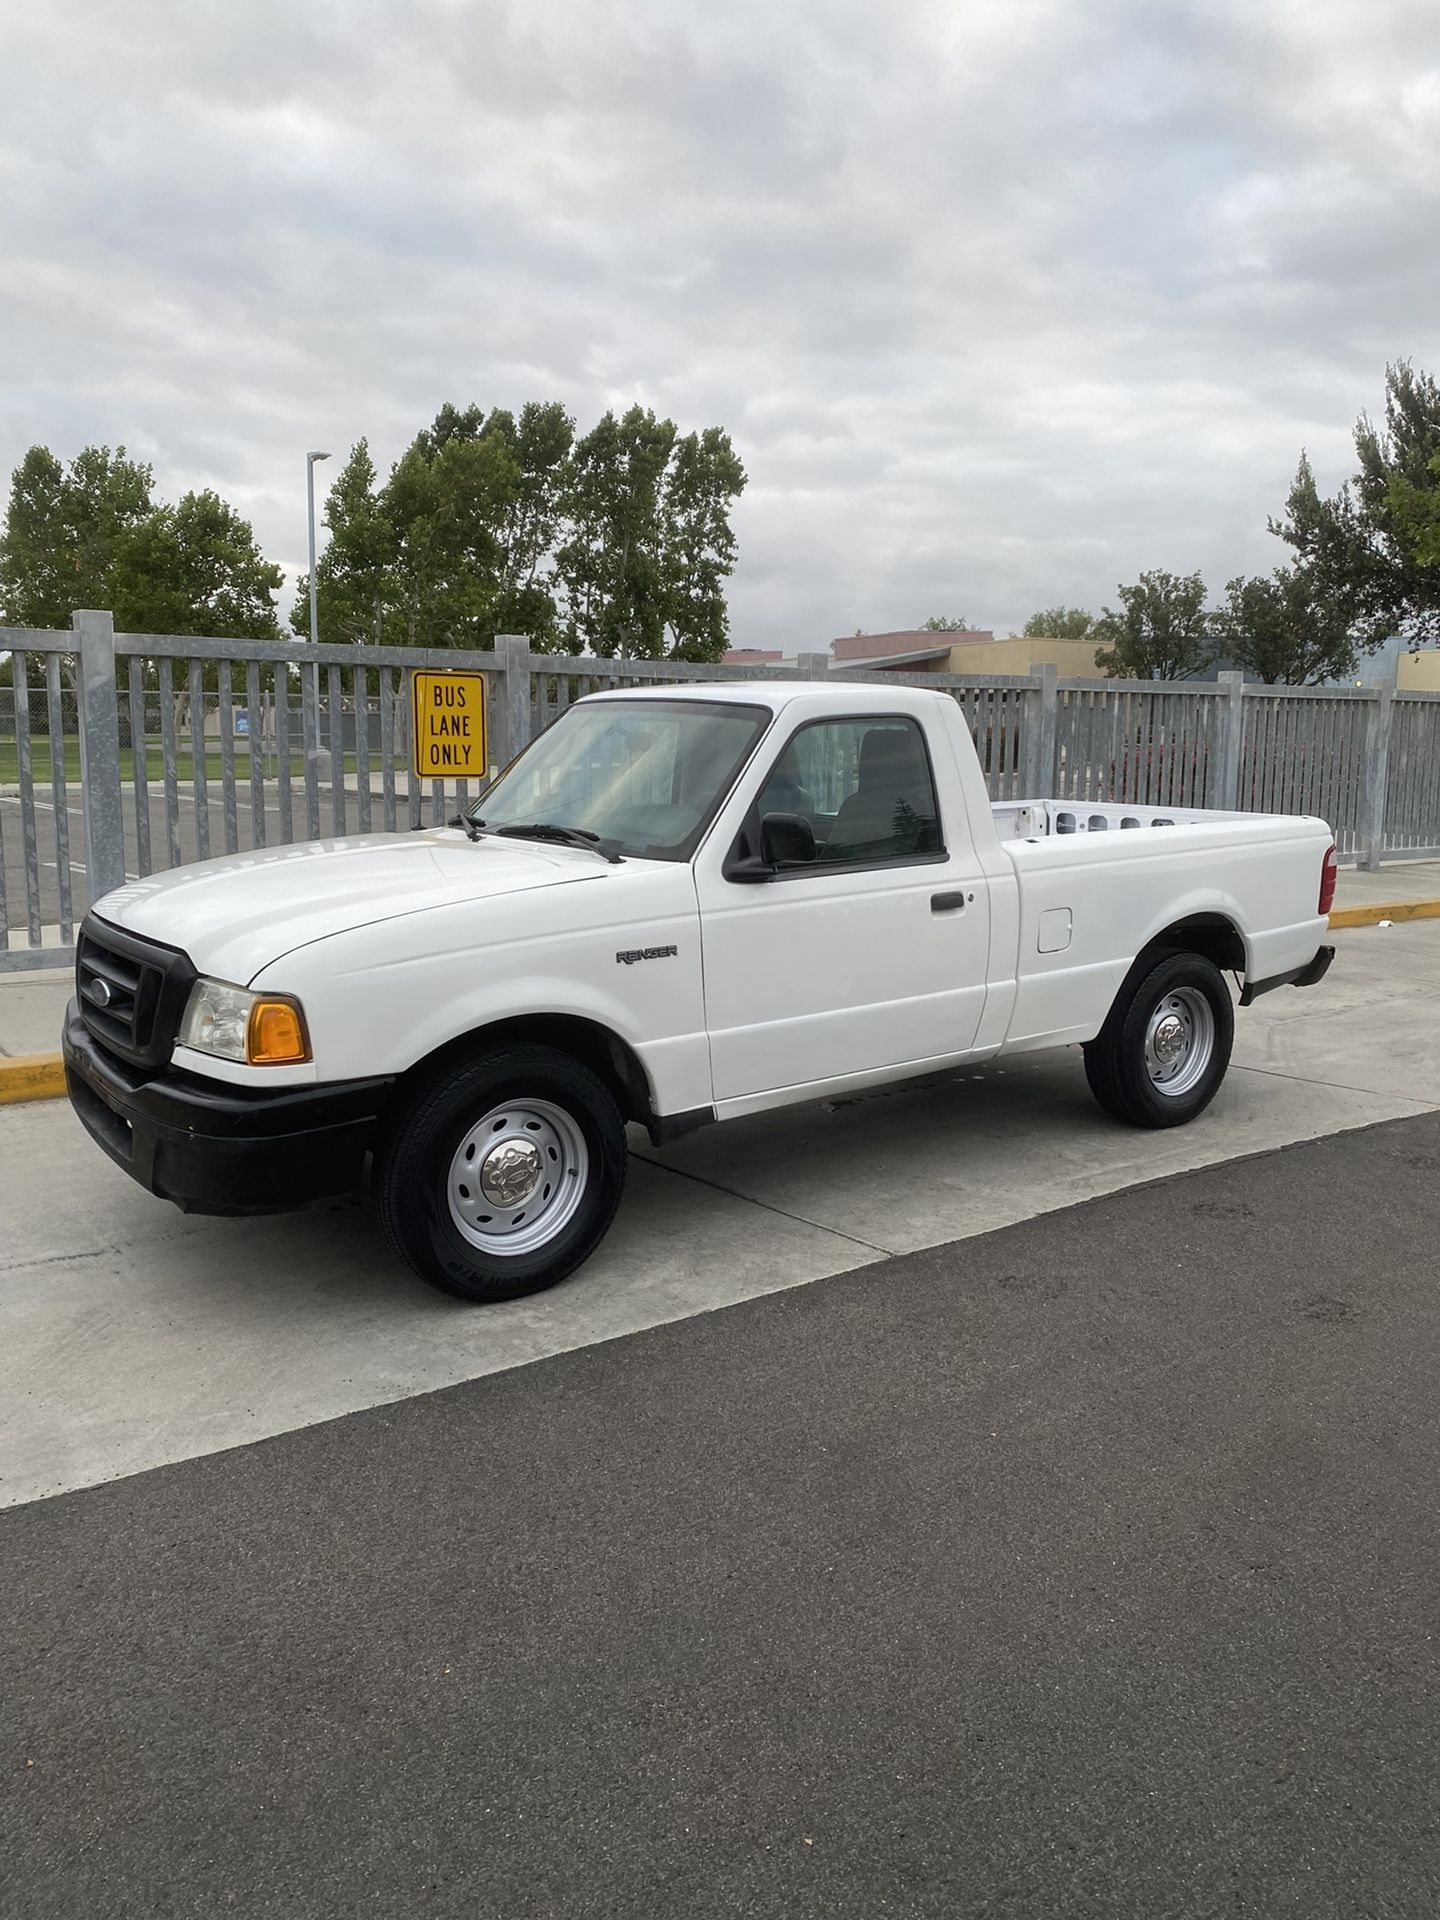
[756,717,941,865]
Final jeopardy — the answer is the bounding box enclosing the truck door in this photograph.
[694,711,992,1103]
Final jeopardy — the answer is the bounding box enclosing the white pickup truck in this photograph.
[65,682,1336,1302]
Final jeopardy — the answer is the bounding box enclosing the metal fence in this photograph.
[1053,683,1229,811]
[3,613,1439,972]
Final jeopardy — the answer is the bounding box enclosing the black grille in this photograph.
[75,916,197,1072]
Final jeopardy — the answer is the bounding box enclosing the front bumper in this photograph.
[63,1002,394,1216]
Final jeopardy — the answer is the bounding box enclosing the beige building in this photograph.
[1398,649,1440,693]
[830,629,1103,677]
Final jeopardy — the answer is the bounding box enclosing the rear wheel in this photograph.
[376,1044,628,1302]
[1083,951,1234,1129]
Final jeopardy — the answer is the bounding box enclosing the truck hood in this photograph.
[90,829,610,984]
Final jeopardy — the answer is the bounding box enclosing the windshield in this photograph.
[472,698,772,861]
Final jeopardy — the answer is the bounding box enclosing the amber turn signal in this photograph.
[246,996,312,1065]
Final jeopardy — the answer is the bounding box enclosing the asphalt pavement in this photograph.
[7,1109,1440,1918]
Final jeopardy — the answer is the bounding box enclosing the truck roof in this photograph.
[581,679,955,714]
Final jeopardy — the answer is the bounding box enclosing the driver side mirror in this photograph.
[726,811,818,883]
[761,812,816,867]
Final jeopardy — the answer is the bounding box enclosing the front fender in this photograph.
[250,874,713,1117]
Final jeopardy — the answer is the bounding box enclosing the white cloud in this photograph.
[1,0,1437,644]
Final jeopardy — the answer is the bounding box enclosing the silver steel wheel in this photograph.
[1143,986,1215,1098]
[447,1098,590,1256]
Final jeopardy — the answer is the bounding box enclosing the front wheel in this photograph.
[376,1044,628,1302]
[1083,951,1234,1129]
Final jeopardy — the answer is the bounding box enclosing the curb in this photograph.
[1327,899,1440,929]
[0,1054,67,1105]
[3,898,1439,1109]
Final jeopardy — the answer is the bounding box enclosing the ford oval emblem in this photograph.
[87,978,113,1008]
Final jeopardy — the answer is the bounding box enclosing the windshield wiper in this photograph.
[447,814,485,842]
[493,822,624,864]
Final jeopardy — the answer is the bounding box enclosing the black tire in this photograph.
[375,1044,628,1302]
[1083,950,1234,1129]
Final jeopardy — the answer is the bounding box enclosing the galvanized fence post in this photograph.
[1022,664,1058,796]
[493,632,532,767]
[1216,670,1245,810]
[73,608,127,901]
[1361,678,1396,871]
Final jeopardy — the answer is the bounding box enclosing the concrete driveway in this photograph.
[3,919,1439,1509]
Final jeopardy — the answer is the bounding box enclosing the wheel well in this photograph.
[1136,914,1247,979]
[396,1015,656,1128]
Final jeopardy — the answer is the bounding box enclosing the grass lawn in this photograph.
[0,742,331,787]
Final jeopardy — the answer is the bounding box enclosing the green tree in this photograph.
[0,443,281,648]
[418,402,488,457]
[491,402,575,648]
[293,400,746,659]
[300,407,576,651]
[1214,567,1355,685]
[1093,570,1216,680]
[293,440,396,644]
[382,426,516,646]
[557,406,676,657]
[0,444,153,626]
[1021,606,1095,639]
[110,490,282,638]
[1272,362,1440,650]
[1269,451,1391,650]
[1385,452,1440,570]
[299,413,524,649]
[920,614,972,632]
[662,427,747,661]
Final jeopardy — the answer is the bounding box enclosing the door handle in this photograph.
[931,890,968,913]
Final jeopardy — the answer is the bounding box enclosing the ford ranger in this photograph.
[64,682,1336,1301]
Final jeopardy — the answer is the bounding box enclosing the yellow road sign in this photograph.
[411,669,488,780]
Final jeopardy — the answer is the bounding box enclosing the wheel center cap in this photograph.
[1153,1013,1186,1064]
[479,1138,543,1207]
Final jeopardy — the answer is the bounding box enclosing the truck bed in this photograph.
[992,798,1266,841]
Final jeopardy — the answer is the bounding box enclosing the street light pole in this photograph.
[306,450,330,647]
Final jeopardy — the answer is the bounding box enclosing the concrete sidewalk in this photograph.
[0,970,71,1059]
[5,916,1440,1508]
[1329,857,1440,913]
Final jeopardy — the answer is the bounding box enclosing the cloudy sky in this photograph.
[3,0,1439,647]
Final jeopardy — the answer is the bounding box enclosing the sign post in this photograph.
[410,670,489,782]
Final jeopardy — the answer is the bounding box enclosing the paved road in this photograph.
[7,1111,1440,1918]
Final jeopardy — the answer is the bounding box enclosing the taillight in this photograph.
[1318,843,1338,916]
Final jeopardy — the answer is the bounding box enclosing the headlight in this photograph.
[178,979,311,1066]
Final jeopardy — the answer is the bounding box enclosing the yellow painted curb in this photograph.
[1329,899,1440,930]
[0,1053,67,1105]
